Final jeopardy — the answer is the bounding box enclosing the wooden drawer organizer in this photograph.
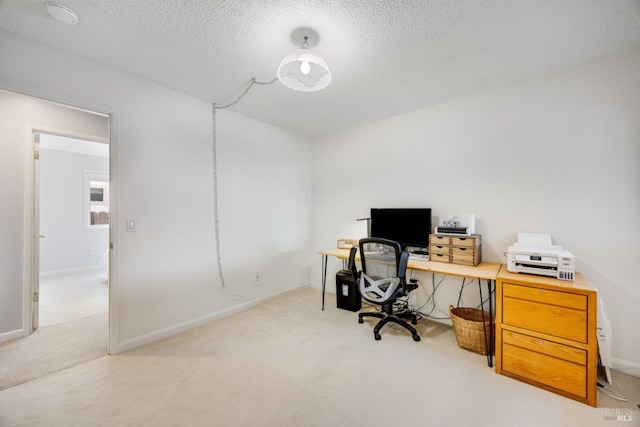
[428,234,481,266]
[495,268,598,407]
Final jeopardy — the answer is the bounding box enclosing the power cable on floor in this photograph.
[597,382,629,402]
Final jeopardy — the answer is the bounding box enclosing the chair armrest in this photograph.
[405,283,419,292]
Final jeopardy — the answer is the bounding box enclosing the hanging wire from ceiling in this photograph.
[212,77,277,300]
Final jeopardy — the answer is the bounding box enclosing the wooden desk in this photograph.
[319,248,501,366]
[318,248,501,279]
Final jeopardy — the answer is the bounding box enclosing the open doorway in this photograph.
[36,133,109,328]
[0,90,112,390]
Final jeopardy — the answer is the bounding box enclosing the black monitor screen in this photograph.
[370,208,432,249]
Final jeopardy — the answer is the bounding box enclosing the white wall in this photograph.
[39,147,109,272]
[0,31,312,352]
[311,50,640,372]
[2,27,638,372]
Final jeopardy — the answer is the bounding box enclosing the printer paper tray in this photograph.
[513,263,558,278]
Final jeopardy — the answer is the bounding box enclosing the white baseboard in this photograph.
[116,283,311,354]
[40,265,101,277]
[611,357,640,379]
[0,328,25,344]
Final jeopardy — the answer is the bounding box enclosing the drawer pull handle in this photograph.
[538,289,544,295]
[537,340,544,346]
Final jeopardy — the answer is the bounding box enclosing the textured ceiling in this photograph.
[2,0,640,138]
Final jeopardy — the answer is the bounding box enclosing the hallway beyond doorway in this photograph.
[39,268,108,327]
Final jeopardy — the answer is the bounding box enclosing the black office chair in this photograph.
[349,237,420,342]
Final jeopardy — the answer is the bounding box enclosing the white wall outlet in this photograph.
[126,219,136,232]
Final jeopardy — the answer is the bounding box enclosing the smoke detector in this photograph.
[46,2,79,25]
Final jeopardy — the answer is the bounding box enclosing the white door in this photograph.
[33,133,110,330]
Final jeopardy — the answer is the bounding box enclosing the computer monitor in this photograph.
[370,208,432,251]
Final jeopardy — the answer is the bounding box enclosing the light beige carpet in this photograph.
[0,313,107,390]
[0,288,638,426]
[39,269,109,327]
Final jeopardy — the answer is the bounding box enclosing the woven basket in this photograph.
[449,305,494,356]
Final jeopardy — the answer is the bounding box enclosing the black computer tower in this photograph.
[336,270,361,312]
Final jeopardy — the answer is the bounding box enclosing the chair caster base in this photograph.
[413,334,421,342]
[374,333,381,341]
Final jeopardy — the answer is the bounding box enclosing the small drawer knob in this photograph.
[538,289,544,295]
[537,340,544,345]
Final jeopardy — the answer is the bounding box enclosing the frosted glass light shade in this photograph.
[277,50,331,92]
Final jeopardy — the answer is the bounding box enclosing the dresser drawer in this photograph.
[451,247,480,266]
[502,333,587,398]
[503,283,586,310]
[430,245,450,256]
[430,252,451,263]
[502,330,586,365]
[502,285,588,343]
[452,246,474,256]
[429,234,451,245]
[451,236,478,247]
[502,298,587,343]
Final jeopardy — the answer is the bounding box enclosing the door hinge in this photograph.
[33,292,39,302]
[34,150,39,160]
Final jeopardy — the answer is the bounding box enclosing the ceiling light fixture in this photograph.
[277,28,331,92]
[46,2,78,25]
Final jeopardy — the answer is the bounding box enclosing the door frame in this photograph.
[25,123,112,353]
[32,132,41,330]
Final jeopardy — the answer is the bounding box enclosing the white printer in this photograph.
[507,233,575,281]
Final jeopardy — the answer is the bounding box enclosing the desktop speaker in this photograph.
[336,270,361,312]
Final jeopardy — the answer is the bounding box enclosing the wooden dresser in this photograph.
[495,268,598,407]
[429,234,481,266]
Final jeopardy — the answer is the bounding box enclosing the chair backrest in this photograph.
[358,237,409,304]
[359,237,407,280]
[347,246,358,278]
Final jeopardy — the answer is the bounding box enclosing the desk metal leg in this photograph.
[478,278,494,368]
[321,254,328,310]
[488,279,494,367]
